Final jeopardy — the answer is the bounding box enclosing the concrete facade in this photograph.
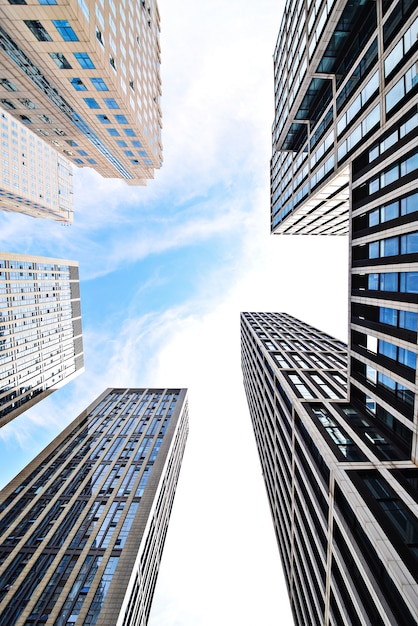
[0,107,73,221]
[0,252,83,427]
[0,0,162,186]
[0,388,188,625]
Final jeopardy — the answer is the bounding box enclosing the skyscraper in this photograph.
[0,252,83,427]
[0,387,188,625]
[254,0,418,622]
[0,108,73,221]
[241,312,418,625]
[0,0,162,185]
[270,0,417,236]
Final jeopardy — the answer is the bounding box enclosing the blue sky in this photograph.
[0,1,349,624]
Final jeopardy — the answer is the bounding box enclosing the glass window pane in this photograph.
[379,339,397,360]
[369,209,379,226]
[401,272,418,293]
[401,192,418,216]
[399,310,418,331]
[381,201,399,222]
[401,233,418,254]
[368,273,379,290]
[386,78,405,112]
[379,307,397,326]
[398,348,416,369]
[369,242,379,258]
[380,236,398,257]
[380,273,398,291]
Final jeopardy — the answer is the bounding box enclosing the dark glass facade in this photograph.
[241,312,418,625]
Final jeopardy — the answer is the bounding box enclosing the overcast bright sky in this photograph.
[0,1,349,624]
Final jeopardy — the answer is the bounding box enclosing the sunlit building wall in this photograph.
[0,387,188,625]
[0,0,162,186]
[0,252,83,427]
[0,107,73,221]
[241,312,418,625]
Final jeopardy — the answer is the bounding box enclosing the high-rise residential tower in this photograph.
[241,312,418,625]
[0,108,73,221]
[0,252,83,427]
[0,0,162,186]
[0,387,188,625]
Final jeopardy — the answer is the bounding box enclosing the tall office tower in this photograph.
[270,0,417,236]
[0,0,162,186]
[241,312,418,625]
[0,252,83,427]
[0,107,73,221]
[0,388,188,625]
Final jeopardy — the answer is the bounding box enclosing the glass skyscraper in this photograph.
[0,0,162,186]
[241,312,418,625]
[0,252,83,428]
[242,0,418,623]
[0,387,188,625]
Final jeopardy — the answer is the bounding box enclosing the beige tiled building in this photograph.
[0,252,84,427]
[0,0,162,186]
[0,107,73,221]
[0,388,188,625]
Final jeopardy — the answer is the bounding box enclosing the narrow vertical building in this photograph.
[241,312,418,625]
[0,252,83,427]
[0,387,189,625]
[0,108,73,222]
[0,0,162,185]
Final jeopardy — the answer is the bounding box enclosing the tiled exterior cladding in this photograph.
[241,312,418,625]
[0,108,73,221]
[0,0,162,185]
[0,388,189,626]
[0,252,84,427]
[271,0,417,235]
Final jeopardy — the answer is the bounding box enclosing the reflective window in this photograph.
[386,61,418,113]
[24,20,52,41]
[104,98,119,109]
[53,20,79,42]
[70,78,87,91]
[90,78,108,91]
[50,53,72,69]
[84,98,100,109]
[74,52,95,69]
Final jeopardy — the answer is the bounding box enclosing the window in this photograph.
[53,20,79,42]
[116,140,127,147]
[124,128,135,137]
[386,61,418,114]
[49,53,72,70]
[39,0,57,4]
[84,98,100,109]
[90,78,108,91]
[104,98,119,109]
[74,52,95,69]
[18,98,36,110]
[1,99,15,110]
[24,20,52,42]
[0,79,18,92]
[115,115,128,124]
[70,78,87,91]
[107,128,120,137]
[97,115,110,124]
